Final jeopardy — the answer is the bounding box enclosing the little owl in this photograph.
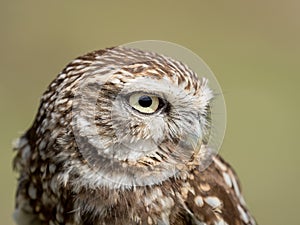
[13,46,257,225]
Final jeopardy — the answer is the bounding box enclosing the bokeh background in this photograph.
[1,1,299,224]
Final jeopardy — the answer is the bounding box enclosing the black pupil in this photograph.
[138,96,152,108]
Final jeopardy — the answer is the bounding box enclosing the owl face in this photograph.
[63,47,213,188]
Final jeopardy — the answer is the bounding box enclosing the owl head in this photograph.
[49,46,214,189]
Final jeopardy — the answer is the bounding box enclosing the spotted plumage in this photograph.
[13,46,257,225]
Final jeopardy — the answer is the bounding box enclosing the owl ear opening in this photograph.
[199,78,214,106]
[201,103,212,146]
[197,78,213,146]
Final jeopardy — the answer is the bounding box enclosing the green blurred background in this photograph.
[1,1,299,224]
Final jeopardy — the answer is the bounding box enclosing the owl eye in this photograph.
[128,93,163,114]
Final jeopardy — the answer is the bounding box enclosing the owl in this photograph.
[13,46,257,225]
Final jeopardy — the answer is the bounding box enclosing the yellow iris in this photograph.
[129,93,160,114]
